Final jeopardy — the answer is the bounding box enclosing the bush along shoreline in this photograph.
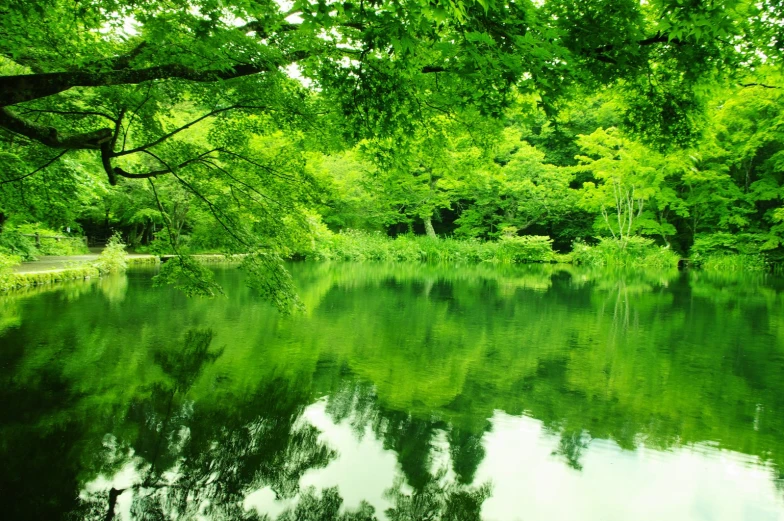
[295,229,681,268]
[2,229,781,293]
[0,234,128,292]
[296,229,784,272]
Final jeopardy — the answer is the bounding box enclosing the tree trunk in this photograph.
[423,170,439,239]
[424,215,437,239]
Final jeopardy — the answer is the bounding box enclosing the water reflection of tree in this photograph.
[385,473,490,521]
[324,379,493,521]
[75,328,337,520]
[551,430,591,471]
[7,263,784,518]
[449,427,486,485]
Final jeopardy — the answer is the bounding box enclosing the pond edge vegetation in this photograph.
[3,228,778,294]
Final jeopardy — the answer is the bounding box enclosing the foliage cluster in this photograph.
[0,224,88,260]
[0,252,21,290]
[303,229,557,264]
[93,233,127,274]
[571,237,681,269]
[0,231,37,261]
[1,0,784,300]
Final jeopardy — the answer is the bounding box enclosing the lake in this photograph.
[1,262,783,520]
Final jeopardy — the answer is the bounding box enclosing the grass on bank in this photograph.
[0,224,89,260]
[0,233,128,291]
[1,227,779,293]
[302,229,561,263]
[299,229,680,267]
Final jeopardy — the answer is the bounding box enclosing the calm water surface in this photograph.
[1,263,784,520]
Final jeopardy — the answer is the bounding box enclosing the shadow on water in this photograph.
[1,262,783,519]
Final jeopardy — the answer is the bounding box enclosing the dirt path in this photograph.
[12,254,155,274]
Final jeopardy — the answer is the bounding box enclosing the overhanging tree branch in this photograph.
[0,58,303,107]
[16,108,118,122]
[101,147,220,185]
[0,107,112,148]
[115,103,269,157]
[592,32,684,64]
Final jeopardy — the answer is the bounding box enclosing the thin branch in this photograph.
[104,148,220,184]
[592,32,684,63]
[0,107,112,149]
[147,178,181,255]
[122,83,154,152]
[115,104,268,157]
[143,150,248,246]
[739,82,780,89]
[199,158,284,210]
[0,149,69,185]
[240,20,300,37]
[216,149,297,182]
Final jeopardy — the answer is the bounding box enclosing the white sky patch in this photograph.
[285,62,313,87]
[475,411,784,521]
[299,399,400,514]
[244,398,400,519]
[81,455,144,521]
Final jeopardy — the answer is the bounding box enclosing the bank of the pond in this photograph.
[300,231,783,272]
[2,265,102,290]
[1,253,246,292]
[1,232,777,293]
[299,232,683,269]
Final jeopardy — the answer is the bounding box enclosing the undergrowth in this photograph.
[302,229,558,264]
[571,237,680,269]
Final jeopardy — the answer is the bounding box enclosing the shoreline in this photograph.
[1,250,779,294]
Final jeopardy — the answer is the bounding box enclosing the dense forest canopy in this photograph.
[1,0,784,299]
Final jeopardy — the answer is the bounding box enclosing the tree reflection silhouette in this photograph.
[4,263,784,519]
[449,427,487,485]
[77,328,337,520]
[322,379,494,521]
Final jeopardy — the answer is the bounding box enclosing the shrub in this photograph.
[690,233,773,271]
[572,237,679,268]
[0,253,22,290]
[11,223,89,256]
[0,231,38,261]
[94,233,128,274]
[496,235,555,263]
[304,228,558,264]
[690,232,771,257]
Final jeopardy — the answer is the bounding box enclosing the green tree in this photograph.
[0,0,774,298]
[576,128,676,247]
[363,115,489,237]
[454,126,575,239]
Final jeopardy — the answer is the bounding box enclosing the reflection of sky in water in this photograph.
[241,403,784,521]
[477,412,784,521]
[245,398,400,518]
[11,265,784,520]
